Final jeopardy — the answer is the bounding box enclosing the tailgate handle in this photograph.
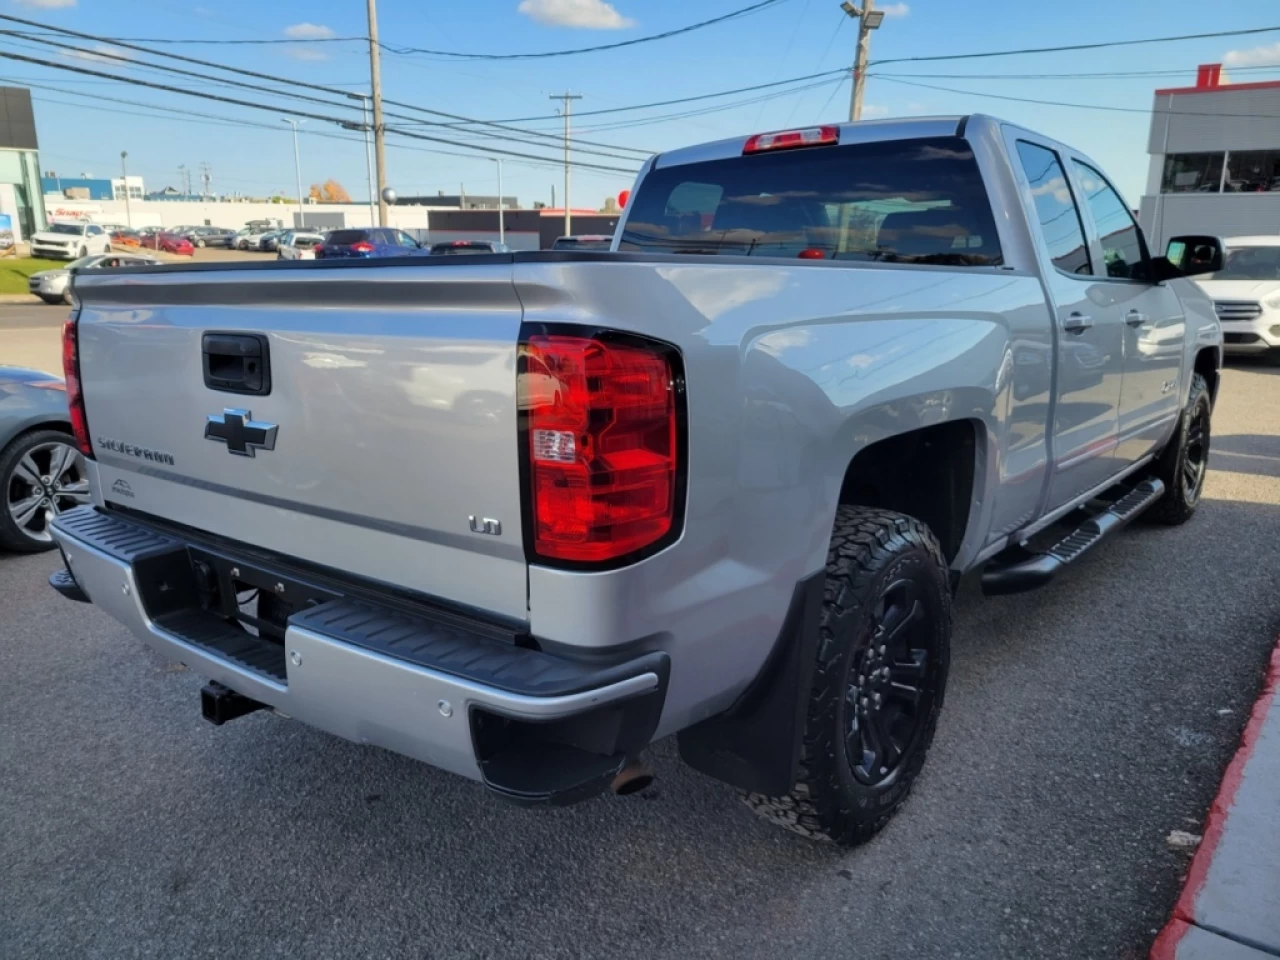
[203,332,271,395]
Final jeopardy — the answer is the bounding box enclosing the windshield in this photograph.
[48,223,84,236]
[619,136,1002,265]
[1205,245,1280,281]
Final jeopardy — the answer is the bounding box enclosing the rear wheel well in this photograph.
[838,420,979,565]
[1194,348,1220,405]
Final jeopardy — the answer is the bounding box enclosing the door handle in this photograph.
[1062,312,1093,334]
[203,332,271,395]
[1125,310,1147,327]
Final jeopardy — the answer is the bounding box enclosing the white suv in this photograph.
[1191,236,1280,359]
[30,221,113,260]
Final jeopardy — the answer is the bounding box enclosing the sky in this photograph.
[5,0,1280,209]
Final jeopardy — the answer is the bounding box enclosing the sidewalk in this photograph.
[1151,640,1280,959]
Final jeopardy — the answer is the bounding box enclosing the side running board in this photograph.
[981,478,1165,596]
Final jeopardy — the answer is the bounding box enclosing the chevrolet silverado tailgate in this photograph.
[72,262,528,620]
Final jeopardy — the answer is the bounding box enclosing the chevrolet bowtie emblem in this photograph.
[205,409,278,457]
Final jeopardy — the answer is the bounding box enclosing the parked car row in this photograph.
[41,217,617,261]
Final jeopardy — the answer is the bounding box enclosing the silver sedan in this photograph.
[27,253,159,306]
[0,367,89,551]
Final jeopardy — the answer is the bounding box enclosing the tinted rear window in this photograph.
[326,230,369,245]
[431,243,491,254]
[619,136,1001,266]
[553,238,612,250]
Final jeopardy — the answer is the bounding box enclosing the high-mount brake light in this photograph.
[61,318,93,456]
[743,125,839,154]
[519,332,683,566]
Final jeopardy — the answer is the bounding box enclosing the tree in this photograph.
[308,179,352,203]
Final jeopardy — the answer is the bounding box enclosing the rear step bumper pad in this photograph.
[48,506,668,802]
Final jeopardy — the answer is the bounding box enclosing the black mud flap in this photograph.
[676,570,826,796]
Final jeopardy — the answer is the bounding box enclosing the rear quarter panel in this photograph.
[516,259,1052,733]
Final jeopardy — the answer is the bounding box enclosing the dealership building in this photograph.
[1140,64,1280,248]
[0,86,45,243]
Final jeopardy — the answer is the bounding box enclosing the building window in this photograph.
[1161,153,1225,193]
[1223,150,1280,193]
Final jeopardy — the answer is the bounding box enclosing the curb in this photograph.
[0,294,41,303]
[1150,638,1280,959]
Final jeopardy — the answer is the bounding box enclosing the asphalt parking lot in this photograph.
[3,348,1279,959]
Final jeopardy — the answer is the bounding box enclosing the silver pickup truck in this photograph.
[47,115,1223,846]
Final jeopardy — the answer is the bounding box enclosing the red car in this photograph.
[139,231,194,256]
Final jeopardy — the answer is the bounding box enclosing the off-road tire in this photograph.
[743,506,952,845]
[1146,373,1211,525]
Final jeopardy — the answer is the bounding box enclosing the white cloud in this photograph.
[880,2,909,17]
[518,0,635,30]
[861,105,890,118]
[1223,42,1280,67]
[14,0,76,8]
[285,47,329,62]
[62,44,133,64]
[284,22,337,40]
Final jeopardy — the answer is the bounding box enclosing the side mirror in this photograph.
[1165,234,1225,277]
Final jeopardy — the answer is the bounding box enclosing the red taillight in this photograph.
[61,318,93,456]
[351,241,374,253]
[743,125,838,154]
[797,248,826,259]
[520,333,682,565]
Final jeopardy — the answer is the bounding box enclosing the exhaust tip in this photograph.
[611,760,654,796]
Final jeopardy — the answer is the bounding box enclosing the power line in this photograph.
[14,0,793,60]
[1,14,651,159]
[869,24,1280,67]
[0,50,639,174]
[1,30,361,114]
[874,74,1280,120]
[11,76,627,178]
[375,0,792,61]
[491,68,849,123]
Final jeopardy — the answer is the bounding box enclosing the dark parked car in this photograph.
[315,228,424,259]
[0,366,89,552]
[428,240,511,255]
[550,235,613,251]
[185,227,236,248]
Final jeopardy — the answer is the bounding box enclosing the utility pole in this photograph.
[367,0,388,226]
[550,91,582,236]
[493,158,505,244]
[282,118,305,226]
[840,0,885,122]
[120,151,131,228]
[200,161,211,201]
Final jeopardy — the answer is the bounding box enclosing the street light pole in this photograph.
[282,118,305,226]
[840,0,885,122]
[367,0,389,226]
[494,158,505,244]
[120,151,131,228]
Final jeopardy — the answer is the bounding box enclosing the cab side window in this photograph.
[1015,141,1092,276]
[1071,160,1148,279]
